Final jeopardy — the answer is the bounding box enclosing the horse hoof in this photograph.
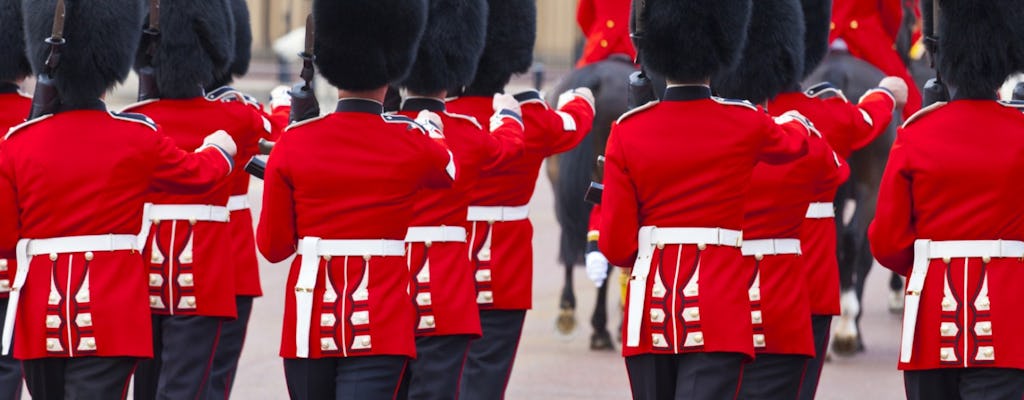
[888,290,905,314]
[590,330,615,351]
[831,335,859,356]
[556,309,578,336]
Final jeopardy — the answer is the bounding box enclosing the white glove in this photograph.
[269,85,292,109]
[557,87,596,110]
[774,110,821,137]
[415,110,445,139]
[200,130,238,158]
[492,93,522,116]
[586,251,610,288]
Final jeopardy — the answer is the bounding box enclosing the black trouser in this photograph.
[0,298,21,400]
[22,356,137,400]
[905,368,1024,400]
[798,315,832,400]
[133,315,223,400]
[283,355,409,400]
[737,354,809,400]
[397,335,473,400]
[458,310,527,400]
[206,296,255,400]
[625,352,746,400]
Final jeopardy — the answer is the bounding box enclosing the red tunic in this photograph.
[0,104,231,359]
[576,0,636,67]
[598,85,811,358]
[0,89,31,300]
[770,86,895,315]
[830,0,921,117]
[398,97,524,337]
[870,100,1024,371]
[447,91,595,311]
[125,96,268,318]
[742,132,846,357]
[257,99,454,359]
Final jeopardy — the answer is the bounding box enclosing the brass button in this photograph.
[830,22,836,30]
[150,297,159,306]
[940,349,951,360]
[186,298,196,307]
[850,20,859,29]
[984,348,994,357]
[941,298,953,308]
[46,341,57,350]
[361,337,371,346]
[942,256,951,264]
[688,308,700,319]
[693,333,704,344]
[656,242,665,250]
[363,255,372,262]
[755,253,764,261]
[49,253,58,261]
[697,243,707,251]
[0,259,9,269]
[84,252,94,261]
[606,19,615,28]
[941,324,953,335]
[321,341,330,350]
[653,336,662,345]
[600,40,608,48]
[189,218,198,225]
[425,317,435,327]
[982,323,992,334]
[183,275,194,285]
[82,314,92,325]
[754,335,765,346]
[983,256,992,263]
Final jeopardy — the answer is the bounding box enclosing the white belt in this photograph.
[148,204,230,223]
[466,205,529,222]
[901,239,1024,363]
[3,234,138,355]
[741,239,802,257]
[627,226,742,347]
[405,226,467,243]
[293,237,405,358]
[226,195,250,212]
[805,202,835,219]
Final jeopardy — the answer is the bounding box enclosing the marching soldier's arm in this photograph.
[544,89,597,154]
[149,130,235,194]
[846,88,897,151]
[256,141,299,263]
[868,135,916,276]
[477,94,526,171]
[0,152,17,259]
[808,134,849,195]
[410,116,457,190]
[598,126,639,267]
[756,111,811,165]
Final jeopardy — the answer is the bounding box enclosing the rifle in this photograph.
[28,0,67,119]
[921,0,948,106]
[288,14,320,123]
[584,156,605,205]
[137,0,161,101]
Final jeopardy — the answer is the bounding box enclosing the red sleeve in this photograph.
[588,205,602,237]
[598,124,639,267]
[148,131,232,194]
[848,89,897,151]
[256,139,298,263]
[414,131,457,190]
[478,114,526,171]
[757,112,810,165]
[868,132,916,275]
[0,149,18,258]
[545,97,596,155]
[577,0,596,34]
[808,135,848,194]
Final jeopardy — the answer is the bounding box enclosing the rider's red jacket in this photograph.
[576,0,636,68]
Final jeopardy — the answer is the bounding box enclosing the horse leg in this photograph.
[589,265,614,350]
[556,261,578,336]
[832,183,861,356]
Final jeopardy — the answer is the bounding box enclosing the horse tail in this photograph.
[554,132,596,268]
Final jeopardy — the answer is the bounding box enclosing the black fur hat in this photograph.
[463,0,536,96]
[139,0,234,98]
[641,0,752,83]
[1,0,30,82]
[24,0,144,102]
[714,0,805,103]
[225,0,251,79]
[314,0,428,92]
[402,0,488,95]
[938,0,1024,99]
[801,0,831,78]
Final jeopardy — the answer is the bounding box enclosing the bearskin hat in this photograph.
[937,0,1024,99]
[212,0,251,86]
[24,0,144,102]
[1,0,30,82]
[463,0,536,96]
[713,0,804,103]
[137,0,234,98]
[314,0,428,92]
[641,0,752,84]
[402,0,489,95]
[801,0,831,78]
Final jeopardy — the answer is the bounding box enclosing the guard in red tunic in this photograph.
[446,2,595,398]
[0,1,236,398]
[869,2,1024,398]
[597,0,817,398]
[256,1,455,399]
[121,3,265,399]
[201,2,279,398]
[711,1,850,397]
[829,0,921,118]
[576,0,636,68]
[0,1,30,397]
[393,1,526,398]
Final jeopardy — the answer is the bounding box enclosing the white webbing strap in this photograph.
[294,237,321,358]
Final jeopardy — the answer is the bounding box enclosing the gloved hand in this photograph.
[586,251,610,288]
[491,93,523,131]
[269,85,292,109]
[774,110,820,137]
[878,76,909,109]
[557,87,596,110]
[415,110,445,139]
[200,130,238,158]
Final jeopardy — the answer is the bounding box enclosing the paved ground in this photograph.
[21,71,909,399]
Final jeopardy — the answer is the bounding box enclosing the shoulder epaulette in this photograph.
[109,112,158,131]
[901,102,947,129]
[615,101,659,124]
[381,114,426,133]
[804,82,849,102]
[119,99,159,113]
[4,115,52,140]
[711,96,758,111]
[443,111,483,130]
[513,90,549,109]
[206,86,237,100]
[283,114,328,132]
